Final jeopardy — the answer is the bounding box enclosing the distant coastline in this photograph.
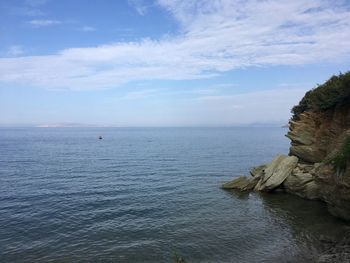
[36,122,103,128]
[1,122,288,128]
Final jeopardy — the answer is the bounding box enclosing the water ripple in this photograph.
[0,127,348,262]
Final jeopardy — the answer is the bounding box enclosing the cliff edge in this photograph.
[223,72,350,221]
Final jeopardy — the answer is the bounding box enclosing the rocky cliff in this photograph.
[223,72,350,221]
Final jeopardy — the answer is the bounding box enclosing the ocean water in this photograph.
[0,127,349,262]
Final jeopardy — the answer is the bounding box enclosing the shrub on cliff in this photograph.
[330,136,350,174]
[292,71,350,119]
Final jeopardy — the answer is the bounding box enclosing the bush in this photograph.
[174,252,187,263]
[330,136,350,174]
[292,72,350,119]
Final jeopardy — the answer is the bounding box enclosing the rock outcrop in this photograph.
[223,72,350,221]
[222,176,259,191]
[283,163,320,200]
[223,155,299,192]
[286,100,350,220]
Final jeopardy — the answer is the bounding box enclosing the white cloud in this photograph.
[181,88,309,125]
[1,0,350,90]
[128,0,149,16]
[6,45,25,56]
[7,0,46,17]
[119,89,158,100]
[80,26,96,32]
[101,87,308,126]
[10,7,44,17]
[25,0,50,7]
[29,19,62,27]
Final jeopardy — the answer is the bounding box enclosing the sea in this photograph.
[0,127,349,262]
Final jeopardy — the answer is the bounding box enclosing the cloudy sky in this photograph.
[0,0,350,126]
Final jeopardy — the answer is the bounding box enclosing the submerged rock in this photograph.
[317,236,350,263]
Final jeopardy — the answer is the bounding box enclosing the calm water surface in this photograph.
[0,127,349,262]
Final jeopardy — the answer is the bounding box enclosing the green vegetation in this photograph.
[174,252,187,263]
[292,72,350,120]
[330,136,350,174]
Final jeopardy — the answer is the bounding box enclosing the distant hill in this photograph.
[37,122,99,128]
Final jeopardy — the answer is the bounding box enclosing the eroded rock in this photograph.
[255,155,298,191]
[254,155,286,191]
[222,176,259,191]
[250,164,266,177]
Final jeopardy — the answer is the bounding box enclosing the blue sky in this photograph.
[1,0,350,126]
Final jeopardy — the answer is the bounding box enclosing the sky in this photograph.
[0,0,350,127]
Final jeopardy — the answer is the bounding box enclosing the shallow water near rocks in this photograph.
[0,127,349,262]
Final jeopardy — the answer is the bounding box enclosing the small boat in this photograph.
[98,136,103,140]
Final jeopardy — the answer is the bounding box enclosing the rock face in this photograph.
[287,101,350,220]
[223,73,350,220]
[283,163,320,200]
